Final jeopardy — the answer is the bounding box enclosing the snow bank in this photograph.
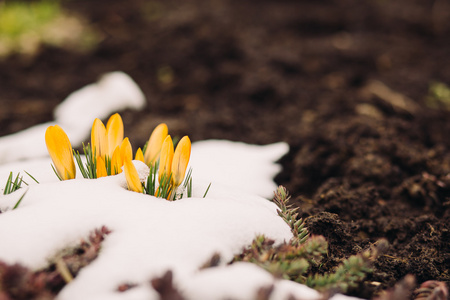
[0,72,360,300]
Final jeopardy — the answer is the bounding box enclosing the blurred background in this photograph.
[0,0,449,297]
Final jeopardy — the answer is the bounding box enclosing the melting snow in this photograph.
[0,73,358,300]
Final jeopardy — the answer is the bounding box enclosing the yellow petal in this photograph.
[45,125,76,180]
[111,146,123,175]
[91,118,107,158]
[135,147,145,163]
[123,157,143,193]
[158,135,174,182]
[96,156,108,178]
[120,137,133,163]
[106,113,124,157]
[144,123,168,166]
[171,136,191,187]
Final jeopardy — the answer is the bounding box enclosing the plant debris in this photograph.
[0,226,110,300]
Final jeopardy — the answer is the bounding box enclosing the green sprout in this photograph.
[73,143,98,179]
[272,186,309,245]
[3,172,25,195]
[1,171,39,209]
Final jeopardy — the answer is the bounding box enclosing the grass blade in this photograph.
[24,171,39,184]
[51,164,63,181]
[13,189,28,210]
[3,172,13,195]
[203,182,211,198]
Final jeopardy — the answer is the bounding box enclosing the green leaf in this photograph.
[13,189,28,210]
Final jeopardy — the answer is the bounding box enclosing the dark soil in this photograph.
[0,0,449,299]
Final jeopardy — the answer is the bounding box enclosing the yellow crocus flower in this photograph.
[120,137,133,163]
[123,157,143,193]
[45,125,76,180]
[96,156,108,178]
[171,136,191,187]
[158,135,174,183]
[111,146,123,175]
[135,147,145,163]
[91,118,108,158]
[106,113,124,157]
[144,123,168,166]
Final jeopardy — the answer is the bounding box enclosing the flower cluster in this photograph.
[44,113,192,200]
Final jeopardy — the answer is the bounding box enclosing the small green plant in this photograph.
[73,143,98,179]
[3,172,25,195]
[272,186,309,245]
[232,186,387,294]
[305,244,382,292]
[233,234,328,283]
[1,172,34,210]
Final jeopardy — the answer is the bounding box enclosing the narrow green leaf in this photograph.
[3,172,13,195]
[187,177,193,198]
[24,171,39,184]
[13,189,28,210]
[73,149,89,178]
[203,182,212,198]
[51,164,63,181]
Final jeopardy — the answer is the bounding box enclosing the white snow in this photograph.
[0,73,359,300]
[0,158,308,300]
[184,263,322,300]
[190,140,288,198]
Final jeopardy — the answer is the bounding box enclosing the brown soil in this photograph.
[0,0,449,299]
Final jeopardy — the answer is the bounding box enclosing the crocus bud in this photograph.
[135,147,145,163]
[158,135,174,183]
[144,123,168,166]
[119,137,133,164]
[45,125,76,180]
[106,113,124,157]
[124,157,143,193]
[171,136,191,187]
[91,118,107,158]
